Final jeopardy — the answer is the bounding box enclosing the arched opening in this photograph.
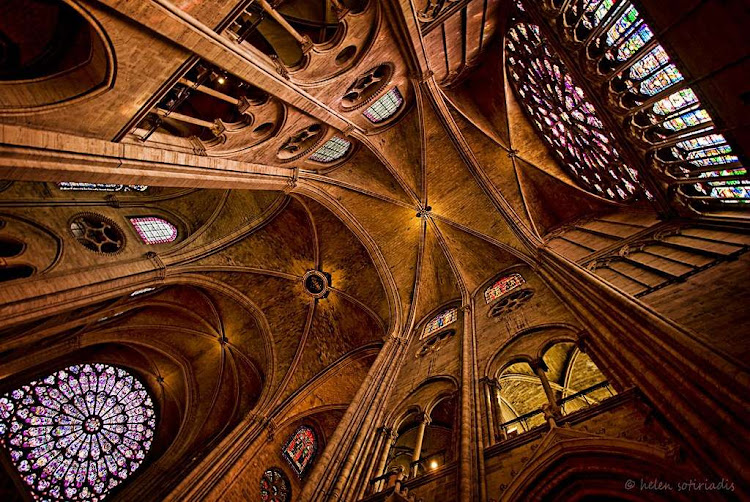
[0,0,114,112]
[496,360,548,435]
[0,264,34,283]
[419,396,455,473]
[0,237,24,258]
[541,341,615,416]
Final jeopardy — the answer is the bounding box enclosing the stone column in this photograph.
[372,428,397,492]
[537,246,750,490]
[458,303,476,501]
[256,0,313,52]
[298,335,410,501]
[410,413,431,477]
[531,358,561,417]
[480,378,495,444]
[490,379,506,440]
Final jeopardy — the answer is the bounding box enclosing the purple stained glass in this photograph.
[260,468,290,502]
[282,425,317,477]
[506,22,641,201]
[0,364,156,502]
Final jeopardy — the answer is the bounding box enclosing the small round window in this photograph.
[69,213,125,254]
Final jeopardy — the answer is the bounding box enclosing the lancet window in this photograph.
[129,217,178,245]
[282,425,317,477]
[422,308,458,339]
[0,363,156,501]
[506,22,642,201]
[543,0,748,205]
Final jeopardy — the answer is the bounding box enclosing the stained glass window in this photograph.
[554,0,748,206]
[260,468,290,502]
[282,425,317,477]
[422,308,458,339]
[605,5,638,46]
[625,45,684,97]
[652,89,698,116]
[363,88,403,124]
[0,363,156,501]
[129,217,177,245]
[485,273,526,304]
[57,183,148,192]
[614,24,653,62]
[308,137,351,163]
[506,22,641,201]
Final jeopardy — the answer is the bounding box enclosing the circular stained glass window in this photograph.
[0,363,156,501]
[506,22,642,201]
[260,467,290,502]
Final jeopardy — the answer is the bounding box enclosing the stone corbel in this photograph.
[210,119,226,137]
[236,96,256,117]
[300,35,314,54]
[269,55,290,80]
[188,135,207,156]
[329,0,349,19]
[412,69,435,84]
[105,194,120,208]
[146,251,167,280]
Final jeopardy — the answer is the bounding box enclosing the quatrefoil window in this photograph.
[489,288,534,318]
[341,64,394,110]
[277,124,325,161]
[69,213,125,254]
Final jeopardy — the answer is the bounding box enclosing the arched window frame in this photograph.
[307,136,352,163]
[540,0,749,206]
[484,273,526,304]
[362,87,404,124]
[0,363,157,501]
[421,308,458,340]
[281,425,318,477]
[129,217,178,245]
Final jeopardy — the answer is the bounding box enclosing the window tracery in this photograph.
[363,88,404,124]
[506,22,641,201]
[0,363,156,501]
[282,425,317,477]
[259,467,290,502]
[70,214,125,254]
[485,273,526,304]
[129,217,178,245]
[546,0,748,206]
[422,308,458,339]
[277,124,325,161]
[342,64,394,110]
